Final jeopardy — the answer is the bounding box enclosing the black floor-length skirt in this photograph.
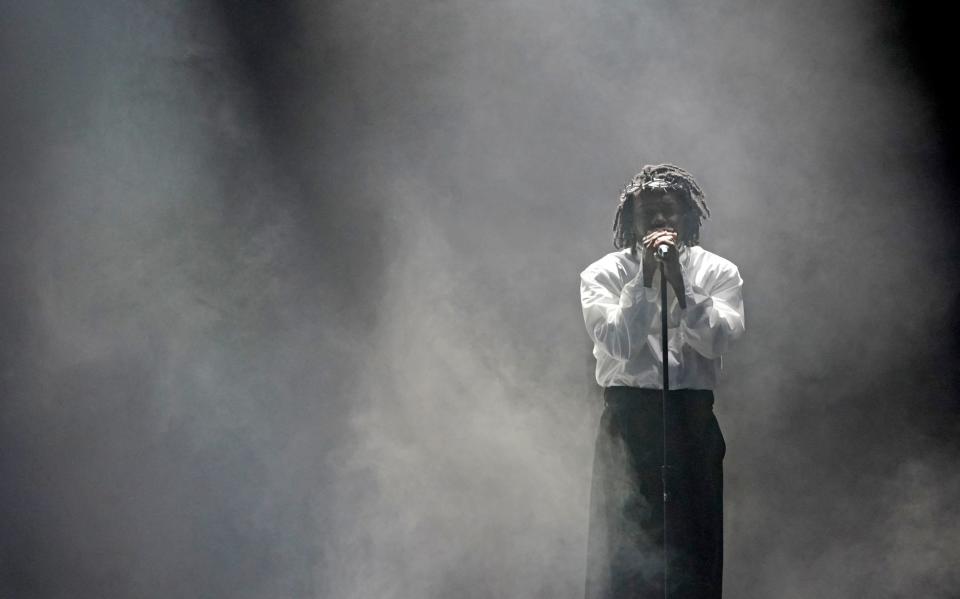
[584,387,725,599]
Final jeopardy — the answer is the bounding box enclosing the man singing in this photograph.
[581,164,745,598]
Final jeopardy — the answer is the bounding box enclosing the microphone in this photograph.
[655,244,670,261]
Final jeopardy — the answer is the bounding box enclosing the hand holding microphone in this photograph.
[642,229,679,262]
[640,229,684,301]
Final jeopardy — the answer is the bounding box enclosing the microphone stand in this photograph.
[658,258,672,599]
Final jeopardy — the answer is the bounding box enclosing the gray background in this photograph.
[2,1,958,597]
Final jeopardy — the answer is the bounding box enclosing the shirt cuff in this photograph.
[681,278,713,315]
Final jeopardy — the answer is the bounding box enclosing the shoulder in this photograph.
[580,248,636,280]
[688,246,743,283]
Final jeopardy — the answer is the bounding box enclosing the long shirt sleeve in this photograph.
[580,246,745,389]
[679,263,745,359]
[579,263,658,361]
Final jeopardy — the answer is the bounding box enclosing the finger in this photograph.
[647,233,676,248]
[642,228,673,241]
[654,232,676,244]
[642,231,669,245]
[645,229,676,242]
[643,228,674,241]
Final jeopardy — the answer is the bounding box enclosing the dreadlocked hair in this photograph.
[612,163,711,251]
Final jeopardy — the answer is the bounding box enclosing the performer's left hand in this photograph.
[641,229,687,308]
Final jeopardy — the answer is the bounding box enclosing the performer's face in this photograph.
[633,192,687,239]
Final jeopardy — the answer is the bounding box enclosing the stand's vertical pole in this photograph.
[660,261,670,599]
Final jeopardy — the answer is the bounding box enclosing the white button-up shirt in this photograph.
[579,245,745,389]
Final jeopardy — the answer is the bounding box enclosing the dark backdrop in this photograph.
[2,1,958,597]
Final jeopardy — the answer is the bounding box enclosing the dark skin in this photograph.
[632,191,688,309]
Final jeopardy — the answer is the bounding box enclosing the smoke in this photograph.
[1,0,957,598]
[319,179,595,598]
